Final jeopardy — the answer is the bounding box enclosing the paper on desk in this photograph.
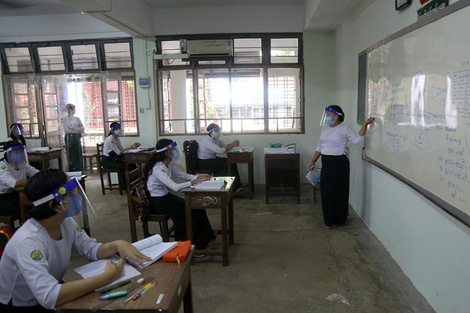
[229,146,254,153]
[66,171,82,177]
[74,256,141,291]
[128,147,154,153]
[27,147,49,152]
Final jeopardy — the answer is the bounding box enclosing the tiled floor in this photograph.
[65,175,435,313]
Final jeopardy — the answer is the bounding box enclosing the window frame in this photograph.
[155,33,304,135]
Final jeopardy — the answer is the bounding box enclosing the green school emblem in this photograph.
[76,224,84,233]
[30,250,44,261]
[0,165,6,170]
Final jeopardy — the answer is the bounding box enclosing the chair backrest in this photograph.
[0,141,7,154]
[126,167,151,221]
[183,139,199,175]
[96,143,104,168]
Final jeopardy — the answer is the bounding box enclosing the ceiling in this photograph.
[0,0,372,34]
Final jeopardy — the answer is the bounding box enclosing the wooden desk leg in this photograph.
[221,198,228,266]
[183,275,194,313]
[228,196,234,245]
[248,160,254,199]
[185,199,193,246]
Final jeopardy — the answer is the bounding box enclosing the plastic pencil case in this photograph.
[162,240,191,263]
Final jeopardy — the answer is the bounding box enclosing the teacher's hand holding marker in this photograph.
[310,105,375,229]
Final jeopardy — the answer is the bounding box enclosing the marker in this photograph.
[99,290,127,301]
[100,280,131,294]
[125,282,156,303]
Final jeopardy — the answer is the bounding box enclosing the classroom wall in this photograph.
[335,1,470,312]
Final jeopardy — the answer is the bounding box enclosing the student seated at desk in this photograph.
[143,139,216,249]
[197,123,245,193]
[0,169,150,312]
[102,122,140,189]
[0,141,39,217]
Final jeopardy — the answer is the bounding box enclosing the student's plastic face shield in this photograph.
[209,126,222,139]
[6,145,28,169]
[10,123,24,137]
[32,177,97,228]
[111,124,123,136]
[320,107,341,126]
[156,141,184,170]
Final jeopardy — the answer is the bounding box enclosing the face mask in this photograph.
[212,132,221,139]
[62,194,83,218]
[325,116,335,126]
[114,129,123,136]
[171,150,180,160]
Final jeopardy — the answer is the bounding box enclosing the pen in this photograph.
[124,282,155,303]
[99,290,127,301]
[100,280,131,294]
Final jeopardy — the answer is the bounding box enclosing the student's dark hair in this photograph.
[108,122,121,136]
[328,105,345,122]
[25,169,68,221]
[9,123,26,145]
[143,139,174,183]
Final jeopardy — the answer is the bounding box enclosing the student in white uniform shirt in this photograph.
[143,139,216,249]
[308,105,375,229]
[0,141,39,217]
[102,121,140,189]
[0,169,150,312]
[197,123,245,193]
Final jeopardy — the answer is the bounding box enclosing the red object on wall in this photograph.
[420,0,430,4]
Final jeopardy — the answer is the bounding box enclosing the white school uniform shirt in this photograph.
[103,135,123,157]
[315,123,364,156]
[0,160,39,194]
[197,136,226,160]
[0,218,101,309]
[146,162,197,197]
[61,116,85,134]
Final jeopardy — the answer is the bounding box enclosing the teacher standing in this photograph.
[61,103,85,172]
[309,105,374,229]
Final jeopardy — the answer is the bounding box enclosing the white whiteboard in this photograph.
[364,0,470,226]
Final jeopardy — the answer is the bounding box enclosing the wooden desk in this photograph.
[27,148,64,171]
[17,175,90,236]
[227,147,254,199]
[57,250,195,313]
[264,148,300,204]
[182,177,235,266]
[123,149,156,172]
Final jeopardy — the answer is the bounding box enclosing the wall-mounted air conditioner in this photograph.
[180,39,233,59]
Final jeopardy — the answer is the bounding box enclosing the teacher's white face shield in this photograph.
[32,177,97,228]
[320,106,341,127]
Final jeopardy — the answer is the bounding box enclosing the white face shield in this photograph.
[320,106,341,127]
[10,123,23,137]
[156,141,185,171]
[32,177,97,228]
[6,145,28,170]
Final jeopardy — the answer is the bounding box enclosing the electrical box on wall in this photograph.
[139,76,150,88]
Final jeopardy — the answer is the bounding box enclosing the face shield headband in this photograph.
[32,177,97,228]
[111,124,122,130]
[156,141,177,153]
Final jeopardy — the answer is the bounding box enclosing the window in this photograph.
[0,38,138,147]
[156,33,303,135]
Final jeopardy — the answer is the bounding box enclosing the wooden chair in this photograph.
[82,150,98,174]
[183,140,212,175]
[125,167,174,242]
[96,143,123,195]
[0,141,21,231]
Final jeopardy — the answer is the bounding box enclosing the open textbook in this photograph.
[74,257,140,292]
[74,234,177,290]
[194,180,225,190]
[126,234,178,269]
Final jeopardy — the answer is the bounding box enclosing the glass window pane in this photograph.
[161,40,189,66]
[37,46,65,71]
[104,42,132,69]
[234,38,262,64]
[4,47,33,73]
[7,76,39,138]
[270,38,299,64]
[267,68,301,132]
[71,44,98,70]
